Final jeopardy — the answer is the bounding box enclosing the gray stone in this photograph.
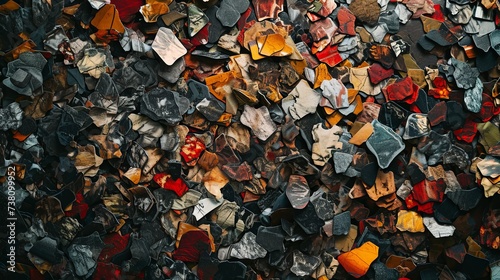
[140,88,190,126]
[464,78,483,113]
[334,152,353,174]
[366,120,405,169]
[291,250,321,277]
[403,113,430,140]
[333,211,351,235]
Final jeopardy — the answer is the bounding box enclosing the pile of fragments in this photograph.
[1,0,500,279]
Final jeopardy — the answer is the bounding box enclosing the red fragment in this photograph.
[191,24,210,47]
[457,173,475,189]
[98,233,130,262]
[385,77,419,104]
[337,7,357,36]
[180,135,206,166]
[430,5,445,22]
[406,193,435,214]
[237,21,256,48]
[453,118,477,143]
[30,268,45,280]
[427,101,447,126]
[111,0,143,23]
[475,93,500,122]
[172,231,211,262]
[368,63,394,84]
[65,193,89,219]
[93,263,123,280]
[428,77,450,99]
[315,44,343,67]
[153,173,189,197]
[412,179,445,204]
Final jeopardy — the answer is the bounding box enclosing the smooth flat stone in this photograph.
[477,155,500,178]
[187,4,209,37]
[403,113,430,140]
[446,187,482,211]
[195,98,225,122]
[290,250,321,277]
[333,211,351,235]
[285,175,310,209]
[366,120,405,169]
[490,29,500,56]
[445,101,466,130]
[152,27,187,66]
[217,0,240,27]
[463,77,483,113]
[255,226,285,252]
[338,241,379,278]
[423,217,455,238]
[240,105,277,141]
[378,101,410,129]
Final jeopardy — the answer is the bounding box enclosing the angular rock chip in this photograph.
[286,175,310,209]
[291,250,321,277]
[240,105,277,141]
[423,217,455,238]
[282,80,322,120]
[403,113,431,140]
[338,241,379,278]
[366,120,405,169]
[140,88,190,126]
[152,27,187,66]
[311,124,343,166]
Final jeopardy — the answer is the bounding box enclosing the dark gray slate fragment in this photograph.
[290,250,321,277]
[334,152,353,174]
[464,78,483,113]
[403,113,430,140]
[67,232,105,278]
[333,211,351,235]
[217,1,241,27]
[256,225,285,252]
[366,120,405,169]
[196,97,225,121]
[294,203,325,234]
[140,88,189,126]
[0,102,23,131]
[443,145,470,171]
[417,131,451,165]
[450,58,479,89]
[446,187,482,211]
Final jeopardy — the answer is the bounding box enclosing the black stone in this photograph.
[333,211,351,235]
[294,203,325,235]
[433,198,461,224]
[361,162,378,187]
[446,187,482,211]
[256,225,285,252]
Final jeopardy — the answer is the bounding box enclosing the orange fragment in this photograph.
[338,241,379,278]
[91,4,125,34]
[396,210,425,233]
[314,63,333,89]
[349,122,374,145]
